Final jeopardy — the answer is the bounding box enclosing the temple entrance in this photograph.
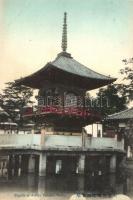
[46,155,78,175]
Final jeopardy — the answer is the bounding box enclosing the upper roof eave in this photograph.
[51,54,116,81]
[15,55,116,89]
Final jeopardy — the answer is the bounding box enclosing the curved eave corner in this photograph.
[14,62,51,88]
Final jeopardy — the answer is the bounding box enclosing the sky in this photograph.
[0,0,133,91]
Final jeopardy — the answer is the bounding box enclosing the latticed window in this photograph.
[64,93,77,107]
[46,96,53,106]
[53,96,62,106]
[38,96,45,106]
[77,96,83,107]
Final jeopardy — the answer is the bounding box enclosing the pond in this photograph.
[0,171,133,199]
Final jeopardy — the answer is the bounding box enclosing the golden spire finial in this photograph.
[61,12,67,52]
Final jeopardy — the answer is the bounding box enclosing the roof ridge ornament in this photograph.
[61,12,67,52]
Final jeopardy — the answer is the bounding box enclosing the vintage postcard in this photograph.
[0,0,133,200]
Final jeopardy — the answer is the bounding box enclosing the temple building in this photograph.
[105,107,133,159]
[105,107,133,173]
[16,12,116,134]
[0,13,125,178]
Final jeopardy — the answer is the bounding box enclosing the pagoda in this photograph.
[16,12,116,134]
[0,13,125,178]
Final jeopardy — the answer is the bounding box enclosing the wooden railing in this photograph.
[23,106,101,118]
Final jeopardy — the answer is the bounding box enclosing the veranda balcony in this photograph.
[22,105,101,119]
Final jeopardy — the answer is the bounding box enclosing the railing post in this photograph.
[40,128,45,146]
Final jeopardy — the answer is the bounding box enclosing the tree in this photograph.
[118,58,133,102]
[0,81,33,128]
[92,84,127,117]
[0,107,9,122]
[118,59,133,158]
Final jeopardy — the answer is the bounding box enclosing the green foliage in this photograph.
[92,84,127,117]
[118,65,133,102]
[0,81,33,127]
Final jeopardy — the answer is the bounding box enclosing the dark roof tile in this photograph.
[107,107,133,120]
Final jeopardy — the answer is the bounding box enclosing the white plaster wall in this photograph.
[85,137,124,150]
[0,134,33,146]
[44,135,82,147]
[43,135,124,150]
[0,134,124,151]
[32,134,41,146]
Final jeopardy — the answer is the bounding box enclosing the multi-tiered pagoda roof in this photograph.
[16,12,116,90]
[16,51,116,90]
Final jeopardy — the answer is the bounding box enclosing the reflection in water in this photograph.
[0,172,133,197]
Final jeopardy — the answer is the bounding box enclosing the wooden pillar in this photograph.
[110,155,116,173]
[14,155,19,176]
[39,153,47,176]
[77,175,85,191]
[109,173,116,191]
[18,155,22,176]
[28,155,35,173]
[8,155,14,178]
[78,154,85,175]
[27,174,36,190]
[38,177,46,194]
